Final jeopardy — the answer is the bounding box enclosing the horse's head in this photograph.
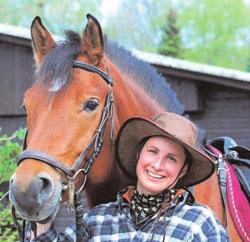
[9,14,115,222]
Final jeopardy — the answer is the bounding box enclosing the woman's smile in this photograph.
[146,170,165,180]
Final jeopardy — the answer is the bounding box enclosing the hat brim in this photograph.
[116,117,215,188]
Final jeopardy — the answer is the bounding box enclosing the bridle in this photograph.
[12,60,115,242]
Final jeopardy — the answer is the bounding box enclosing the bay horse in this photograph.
[8,14,241,241]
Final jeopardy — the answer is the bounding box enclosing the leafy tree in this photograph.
[103,0,170,52]
[176,0,250,70]
[246,57,250,72]
[158,8,182,58]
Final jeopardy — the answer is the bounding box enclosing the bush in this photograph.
[0,128,25,183]
[0,128,25,242]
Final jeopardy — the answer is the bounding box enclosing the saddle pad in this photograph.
[226,162,250,241]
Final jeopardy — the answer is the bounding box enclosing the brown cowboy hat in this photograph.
[115,112,215,188]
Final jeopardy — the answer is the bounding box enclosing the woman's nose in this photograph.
[151,158,164,170]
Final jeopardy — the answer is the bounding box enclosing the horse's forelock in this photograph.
[37,31,82,91]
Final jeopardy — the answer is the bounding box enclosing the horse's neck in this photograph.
[112,68,164,122]
[194,174,243,241]
[194,173,226,225]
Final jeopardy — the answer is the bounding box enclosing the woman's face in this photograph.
[136,136,187,195]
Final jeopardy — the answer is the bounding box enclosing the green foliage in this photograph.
[246,57,250,72]
[176,0,250,71]
[102,0,171,52]
[0,202,18,242]
[0,128,25,241]
[158,8,182,58]
[0,0,101,36]
[0,128,25,183]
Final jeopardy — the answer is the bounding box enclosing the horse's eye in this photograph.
[83,98,99,112]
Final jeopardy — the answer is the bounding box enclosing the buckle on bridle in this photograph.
[67,169,87,211]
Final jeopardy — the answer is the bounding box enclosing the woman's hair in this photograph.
[175,149,193,188]
[184,149,193,170]
[135,136,152,160]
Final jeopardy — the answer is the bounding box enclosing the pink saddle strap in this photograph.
[226,162,250,241]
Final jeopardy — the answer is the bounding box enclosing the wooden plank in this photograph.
[166,76,202,112]
[0,40,33,116]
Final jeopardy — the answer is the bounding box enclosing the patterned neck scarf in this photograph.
[130,189,176,227]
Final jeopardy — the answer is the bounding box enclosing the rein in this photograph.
[12,60,115,242]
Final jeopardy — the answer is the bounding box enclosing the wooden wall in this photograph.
[0,37,33,134]
[191,83,250,147]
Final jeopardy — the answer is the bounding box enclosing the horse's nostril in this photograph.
[29,174,54,204]
[40,177,52,194]
[38,174,53,192]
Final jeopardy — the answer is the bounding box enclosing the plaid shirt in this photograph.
[25,187,229,242]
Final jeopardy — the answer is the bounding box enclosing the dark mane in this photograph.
[37,31,184,113]
[105,39,184,114]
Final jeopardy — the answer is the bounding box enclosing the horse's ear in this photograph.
[82,14,104,65]
[31,16,56,65]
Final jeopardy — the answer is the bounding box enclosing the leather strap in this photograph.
[17,149,75,176]
[73,60,113,86]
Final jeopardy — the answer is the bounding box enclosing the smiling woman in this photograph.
[26,112,229,241]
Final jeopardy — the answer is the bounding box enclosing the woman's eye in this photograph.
[168,156,177,162]
[148,149,157,154]
[83,98,99,112]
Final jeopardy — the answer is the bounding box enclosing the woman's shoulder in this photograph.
[182,200,217,217]
[186,201,215,212]
[178,200,223,228]
[175,192,217,219]
[171,202,228,241]
[172,200,228,239]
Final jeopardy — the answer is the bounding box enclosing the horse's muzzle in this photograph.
[9,172,61,222]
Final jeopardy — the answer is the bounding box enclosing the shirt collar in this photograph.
[118,186,190,206]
